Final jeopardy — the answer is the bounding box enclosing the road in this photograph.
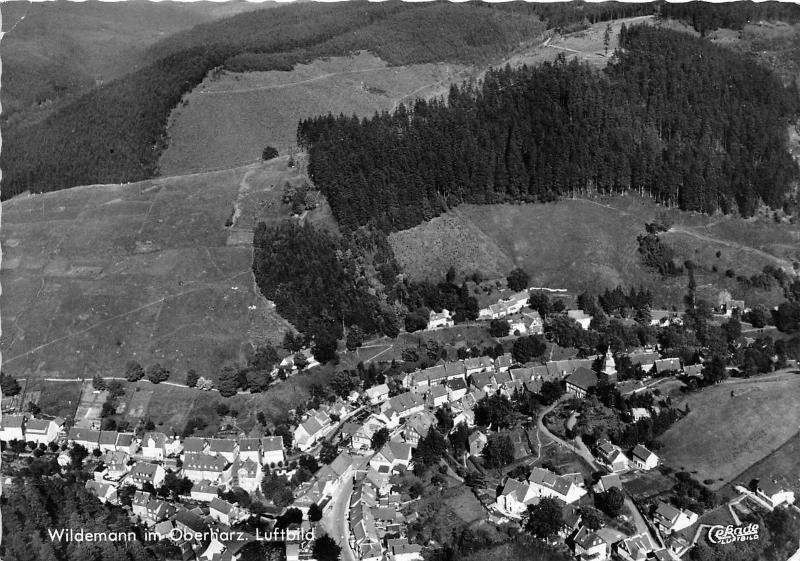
[321,454,369,561]
[536,398,660,546]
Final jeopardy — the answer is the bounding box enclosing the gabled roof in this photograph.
[566,367,598,391]
[69,427,100,443]
[496,354,514,368]
[654,358,681,373]
[387,441,412,462]
[500,478,528,502]
[130,461,160,478]
[172,508,208,533]
[365,384,389,398]
[98,431,119,445]
[428,385,448,399]
[422,364,447,383]
[261,436,284,452]
[510,367,535,382]
[25,418,52,433]
[299,416,324,437]
[574,526,604,550]
[631,444,657,463]
[2,415,25,429]
[132,490,152,506]
[330,454,353,477]
[528,467,577,497]
[142,432,167,448]
[210,497,235,515]
[239,438,260,452]
[238,459,261,478]
[599,473,622,491]
[468,430,487,444]
[447,377,467,391]
[183,452,228,472]
[469,372,495,389]
[758,479,789,496]
[655,502,681,523]
[207,438,237,454]
[116,433,134,447]
[183,437,207,453]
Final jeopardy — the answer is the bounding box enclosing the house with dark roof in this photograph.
[24,417,63,445]
[141,432,168,460]
[182,436,208,455]
[527,467,586,504]
[596,440,629,473]
[98,431,120,453]
[654,358,681,376]
[630,444,659,471]
[68,427,101,450]
[237,438,261,464]
[446,377,468,402]
[207,438,238,463]
[468,430,487,456]
[565,367,598,398]
[261,436,285,467]
[426,384,448,408]
[756,480,796,508]
[469,371,496,393]
[127,461,165,489]
[402,411,436,447]
[209,497,240,525]
[572,526,607,560]
[190,481,221,502]
[182,452,232,486]
[615,532,658,561]
[0,415,26,442]
[652,501,697,535]
[593,473,622,494]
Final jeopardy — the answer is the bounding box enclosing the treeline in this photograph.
[252,221,400,346]
[300,25,799,232]
[660,1,800,36]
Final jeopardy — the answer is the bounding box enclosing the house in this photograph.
[427,385,449,408]
[237,459,264,493]
[616,533,658,561]
[237,438,261,464]
[151,520,175,541]
[127,461,165,489]
[523,311,544,334]
[653,502,698,535]
[468,431,487,456]
[145,498,177,526]
[593,473,622,494]
[365,384,390,405]
[495,478,534,517]
[207,438,238,463]
[469,371,496,393]
[495,354,514,372]
[683,364,703,378]
[98,431,120,453]
[565,367,598,398]
[370,441,413,473]
[630,444,659,471]
[209,497,239,525]
[628,351,660,374]
[567,310,592,329]
[596,440,629,473]
[630,408,651,422]
[115,432,136,454]
[464,356,494,376]
[382,392,425,421]
[85,480,117,504]
[182,452,233,486]
[131,490,152,519]
[172,508,210,541]
[182,437,208,456]
[190,481,221,502]
[756,480,796,508]
[294,415,327,452]
[24,417,63,445]
[261,436,285,467]
[402,411,436,447]
[527,467,587,504]
[353,417,385,450]
[546,358,596,379]
[573,526,607,560]
[386,538,424,561]
[68,428,101,450]
[653,358,681,376]
[102,450,131,479]
[140,432,168,460]
[428,309,454,330]
[0,415,26,442]
[446,377,468,402]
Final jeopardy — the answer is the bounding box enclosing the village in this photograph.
[1,284,798,561]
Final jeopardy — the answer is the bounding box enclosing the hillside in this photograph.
[0,157,314,381]
[0,0,263,128]
[388,196,800,309]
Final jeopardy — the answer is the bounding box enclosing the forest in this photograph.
[299,24,799,232]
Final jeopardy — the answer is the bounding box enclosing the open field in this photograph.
[389,195,799,308]
[726,430,800,497]
[159,52,472,176]
[659,372,800,490]
[0,157,306,382]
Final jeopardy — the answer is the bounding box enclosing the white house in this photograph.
[365,384,390,405]
[237,459,264,494]
[24,417,63,445]
[0,415,26,442]
[596,440,629,473]
[630,444,659,471]
[573,527,608,560]
[653,502,698,535]
[567,310,592,329]
[427,309,454,330]
[756,480,796,508]
[85,480,117,504]
[182,452,233,486]
[190,481,221,502]
[127,461,165,489]
[294,411,332,451]
[386,538,423,561]
[209,497,239,526]
[495,478,534,517]
[68,428,101,450]
[370,441,413,473]
[527,468,586,504]
[140,432,168,460]
[616,533,658,561]
[261,436,285,467]
[427,385,449,408]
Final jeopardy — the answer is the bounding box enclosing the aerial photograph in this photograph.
[1,0,799,560]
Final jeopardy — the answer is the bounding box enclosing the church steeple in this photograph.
[601,347,617,381]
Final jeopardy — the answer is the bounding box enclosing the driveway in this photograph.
[320,455,369,561]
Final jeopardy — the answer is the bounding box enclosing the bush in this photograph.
[262,146,279,161]
[125,361,145,382]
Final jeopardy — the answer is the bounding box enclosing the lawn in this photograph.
[659,372,800,490]
[34,380,83,420]
[159,52,472,176]
[623,470,676,502]
[725,430,800,497]
[1,160,295,382]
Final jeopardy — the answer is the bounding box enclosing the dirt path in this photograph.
[665,225,791,269]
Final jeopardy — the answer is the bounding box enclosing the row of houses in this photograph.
[0,415,64,444]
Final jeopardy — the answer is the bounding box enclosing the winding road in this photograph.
[536,398,661,546]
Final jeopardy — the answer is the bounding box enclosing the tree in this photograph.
[414,426,447,466]
[294,352,309,370]
[512,335,547,363]
[507,268,530,292]
[538,380,564,405]
[312,332,338,363]
[474,394,513,429]
[489,319,511,338]
[125,361,145,382]
[483,434,514,468]
[371,427,390,450]
[312,535,342,561]
[261,473,294,508]
[146,363,170,384]
[319,441,338,465]
[528,292,550,317]
[702,355,726,386]
[346,325,366,351]
[262,146,279,161]
[250,344,279,371]
[526,497,563,539]
[0,373,21,397]
[604,23,612,55]
[308,503,323,522]
[186,370,199,388]
[69,444,88,470]
[404,311,428,333]
[217,365,240,397]
[283,331,304,353]
[92,375,106,391]
[596,487,625,517]
[246,370,270,393]
[580,506,605,531]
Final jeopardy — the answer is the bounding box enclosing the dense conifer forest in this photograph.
[298,24,799,232]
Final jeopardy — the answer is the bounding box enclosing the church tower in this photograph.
[601,347,617,383]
